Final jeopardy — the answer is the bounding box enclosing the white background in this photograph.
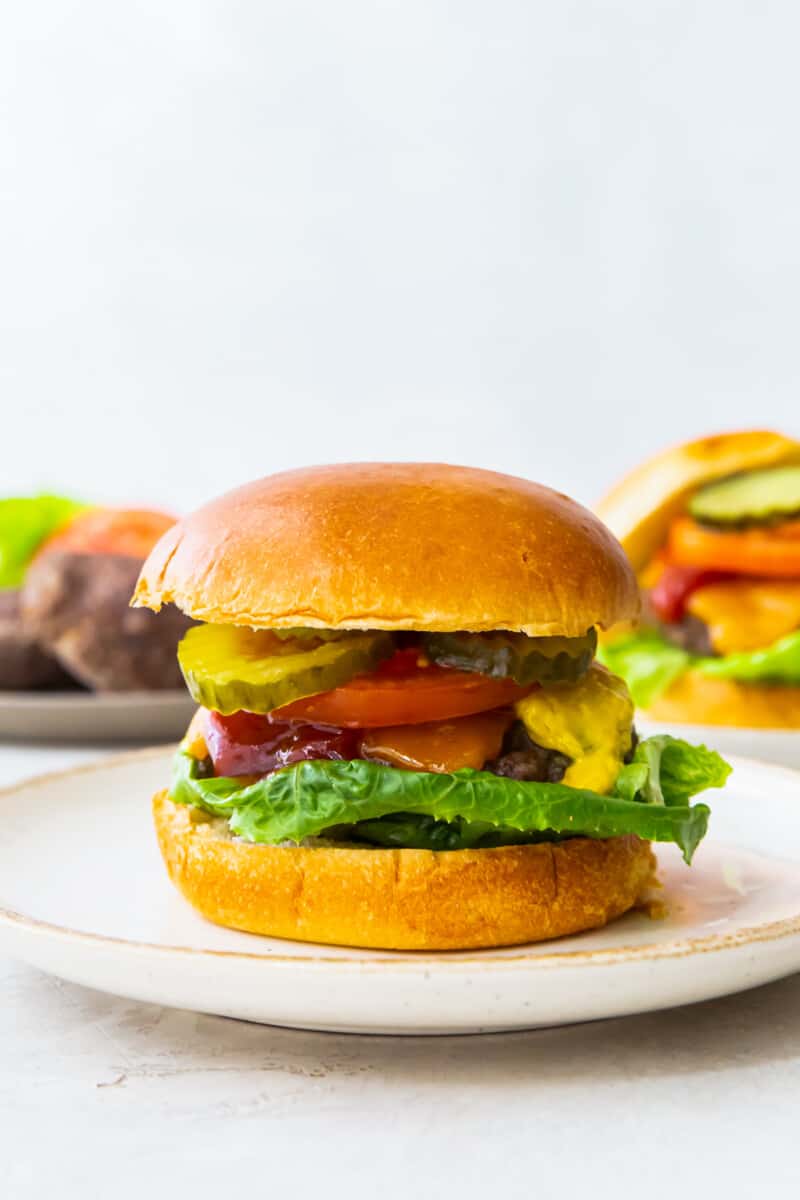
[2,2,799,514]
[4,10,800,1196]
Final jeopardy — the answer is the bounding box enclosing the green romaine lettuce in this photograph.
[0,494,87,589]
[600,627,800,705]
[171,733,729,864]
[334,813,554,851]
[613,734,730,806]
[598,632,690,707]
[697,629,800,684]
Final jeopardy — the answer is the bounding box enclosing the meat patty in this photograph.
[485,720,571,783]
[21,551,193,691]
[0,589,72,690]
[642,592,715,657]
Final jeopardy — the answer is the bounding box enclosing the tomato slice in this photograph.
[667,516,800,578]
[273,649,535,727]
[37,507,175,560]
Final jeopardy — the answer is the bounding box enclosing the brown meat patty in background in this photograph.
[0,589,72,689]
[641,593,716,657]
[20,552,193,691]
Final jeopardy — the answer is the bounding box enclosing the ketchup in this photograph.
[205,710,360,778]
[649,565,732,624]
[371,646,426,676]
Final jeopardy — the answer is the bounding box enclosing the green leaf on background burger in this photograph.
[0,494,87,589]
[598,631,691,707]
[600,627,800,705]
[696,628,800,684]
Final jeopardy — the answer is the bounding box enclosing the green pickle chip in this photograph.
[422,629,597,685]
[689,465,800,527]
[178,625,395,715]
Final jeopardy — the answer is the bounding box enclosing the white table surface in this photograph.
[3,741,800,1199]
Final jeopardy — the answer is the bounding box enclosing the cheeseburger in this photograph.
[0,497,190,691]
[134,463,727,950]
[598,430,800,728]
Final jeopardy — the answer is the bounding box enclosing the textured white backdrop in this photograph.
[2,2,799,514]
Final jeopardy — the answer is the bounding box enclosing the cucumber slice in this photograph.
[689,466,800,527]
[422,629,597,685]
[178,625,396,715]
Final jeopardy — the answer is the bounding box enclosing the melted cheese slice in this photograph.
[361,709,514,774]
[513,663,634,794]
[687,580,800,654]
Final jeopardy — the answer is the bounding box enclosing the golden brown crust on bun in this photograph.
[596,430,800,572]
[153,791,657,951]
[134,463,638,638]
[645,669,800,729]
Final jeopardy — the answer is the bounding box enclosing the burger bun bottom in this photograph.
[154,791,657,951]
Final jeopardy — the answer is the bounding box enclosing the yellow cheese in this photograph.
[361,710,513,774]
[513,663,634,794]
[181,708,209,760]
[686,580,800,655]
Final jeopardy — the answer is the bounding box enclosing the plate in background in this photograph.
[0,690,195,743]
[638,717,800,770]
[0,748,799,1034]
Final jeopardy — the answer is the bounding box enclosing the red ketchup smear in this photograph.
[205,710,360,778]
[372,646,424,675]
[649,565,733,624]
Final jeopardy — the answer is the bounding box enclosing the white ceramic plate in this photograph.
[0,690,196,743]
[638,717,800,770]
[1,748,799,1034]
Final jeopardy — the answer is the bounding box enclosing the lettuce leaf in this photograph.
[171,733,729,863]
[0,494,87,589]
[598,632,691,707]
[339,813,557,851]
[697,629,800,684]
[614,735,730,806]
[600,626,800,705]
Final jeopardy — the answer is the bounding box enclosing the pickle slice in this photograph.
[178,625,396,715]
[271,628,351,642]
[422,629,597,685]
[689,466,800,527]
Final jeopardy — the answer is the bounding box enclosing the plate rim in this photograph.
[0,689,193,710]
[1,747,800,972]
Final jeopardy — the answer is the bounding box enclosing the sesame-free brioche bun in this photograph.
[596,430,800,572]
[133,463,638,638]
[646,669,800,729]
[153,791,656,950]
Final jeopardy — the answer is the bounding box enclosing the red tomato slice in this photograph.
[37,508,175,560]
[667,516,800,577]
[273,650,534,727]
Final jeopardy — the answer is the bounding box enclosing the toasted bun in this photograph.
[596,430,800,572]
[134,463,638,637]
[646,669,800,729]
[153,791,656,951]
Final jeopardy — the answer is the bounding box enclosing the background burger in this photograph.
[0,496,191,691]
[597,430,800,728]
[134,463,728,951]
